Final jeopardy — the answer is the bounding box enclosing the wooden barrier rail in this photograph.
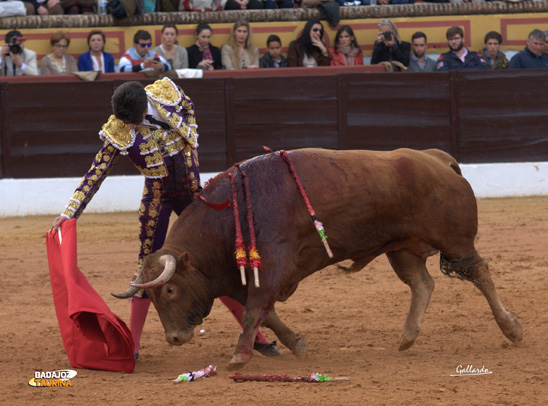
[1,66,547,179]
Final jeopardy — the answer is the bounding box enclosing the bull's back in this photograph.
[259,148,478,259]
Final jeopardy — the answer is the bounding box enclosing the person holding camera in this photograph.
[370,19,410,69]
[118,30,171,73]
[0,30,38,77]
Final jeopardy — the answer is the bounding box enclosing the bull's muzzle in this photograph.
[166,327,194,346]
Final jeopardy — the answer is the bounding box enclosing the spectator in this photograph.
[259,34,288,68]
[221,20,259,70]
[224,0,263,9]
[40,32,78,75]
[264,0,294,8]
[436,26,488,71]
[187,23,222,71]
[153,24,188,70]
[118,30,171,73]
[2,0,33,15]
[479,31,508,70]
[287,19,332,67]
[329,25,363,67]
[0,29,38,77]
[371,19,410,67]
[77,30,115,73]
[545,30,548,56]
[361,0,411,4]
[408,31,436,72]
[508,29,548,69]
[63,0,94,14]
[179,0,222,11]
[23,0,63,15]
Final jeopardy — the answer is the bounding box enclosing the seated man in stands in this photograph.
[480,31,508,70]
[0,30,38,77]
[436,26,488,71]
[509,29,548,69]
[259,35,288,68]
[118,30,171,73]
[408,32,436,72]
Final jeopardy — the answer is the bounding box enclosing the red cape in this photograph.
[46,219,135,373]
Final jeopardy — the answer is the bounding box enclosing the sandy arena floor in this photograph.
[1,197,547,405]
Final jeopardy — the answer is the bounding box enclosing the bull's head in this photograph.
[111,251,213,347]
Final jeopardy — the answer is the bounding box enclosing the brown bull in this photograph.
[113,148,522,369]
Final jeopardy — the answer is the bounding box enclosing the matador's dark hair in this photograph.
[111,81,147,125]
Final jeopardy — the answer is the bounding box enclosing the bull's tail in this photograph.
[422,149,462,176]
[439,251,484,281]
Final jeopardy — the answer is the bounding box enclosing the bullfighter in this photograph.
[52,78,280,360]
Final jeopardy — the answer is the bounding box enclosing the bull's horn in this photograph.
[111,272,144,299]
[130,254,176,289]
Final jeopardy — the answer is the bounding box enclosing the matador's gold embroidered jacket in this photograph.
[61,78,199,220]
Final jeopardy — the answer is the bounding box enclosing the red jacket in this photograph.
[329,48,364,67]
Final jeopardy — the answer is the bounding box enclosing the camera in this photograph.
[8,38,24,55]
[382,31,393,41]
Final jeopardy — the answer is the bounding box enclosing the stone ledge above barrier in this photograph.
[1,1,547,29]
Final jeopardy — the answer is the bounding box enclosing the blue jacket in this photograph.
[436,48,488,71]
[78,51,115,73]
[509,47,548,69]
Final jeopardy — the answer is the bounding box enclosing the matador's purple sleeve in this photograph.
[60,142,120,220]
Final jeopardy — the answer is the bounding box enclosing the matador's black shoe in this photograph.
[253,340,281,357]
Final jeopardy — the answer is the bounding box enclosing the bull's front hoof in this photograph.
[398,334,416,351]
[228,352,251,370]
[293,337,308,358]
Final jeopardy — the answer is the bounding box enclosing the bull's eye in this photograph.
[167,287,174,295]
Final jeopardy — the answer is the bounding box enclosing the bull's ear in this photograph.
[179,252,191,268]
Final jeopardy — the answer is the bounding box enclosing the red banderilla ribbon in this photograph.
[229,173,248,286]
[280,150,333,258]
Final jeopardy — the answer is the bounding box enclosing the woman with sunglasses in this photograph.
[288,20,332,67]
[40,32,78,75]
[221,20,259,70]
[152,24,189,70]
[77,30,115,73]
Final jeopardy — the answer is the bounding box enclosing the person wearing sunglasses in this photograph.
[40,32,78,75]
[287,20,332,67]
[118,30,171,73]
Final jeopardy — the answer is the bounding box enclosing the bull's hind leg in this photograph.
[262,307,308,358]
[386,250,435,351]
[441,252,523,343]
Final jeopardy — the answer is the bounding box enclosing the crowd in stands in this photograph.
[1,18,548,76]
[1,0,524,16]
